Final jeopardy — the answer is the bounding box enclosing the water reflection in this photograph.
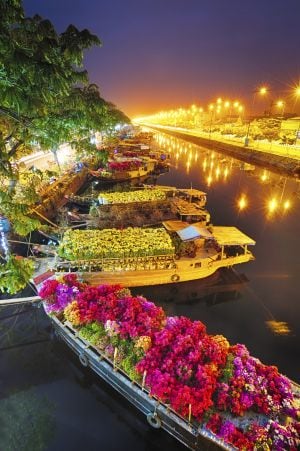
[154,132,299,221]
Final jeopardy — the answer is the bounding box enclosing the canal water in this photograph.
[1,132,299,451]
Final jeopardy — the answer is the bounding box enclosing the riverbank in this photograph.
[145,125,300,179]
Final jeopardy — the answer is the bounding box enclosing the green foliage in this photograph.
[78,321,143,381]
[120,354,140,381]
[79,322,106,346]
[117,338,143,381]
[219,353,234,383]
[0,2,129,184]
[0,255,35,294]
[0,189,41,236]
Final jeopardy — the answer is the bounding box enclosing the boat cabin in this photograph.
[167,221,255,259]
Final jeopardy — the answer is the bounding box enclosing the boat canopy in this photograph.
[177,188,206,197]
[176,223,213,241]
[163,220,189,232]
[212,226,256,246]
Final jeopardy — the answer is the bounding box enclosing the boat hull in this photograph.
[58,253,253,288]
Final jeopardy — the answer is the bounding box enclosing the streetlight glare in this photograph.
[259,86,268,95]
[294,86,300,97]
[238,195,247,210]
[276,100,284,108]
[268,198,278,213]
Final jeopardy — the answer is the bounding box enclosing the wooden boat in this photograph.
[89,157,158,182]
[37,277,299,451]
[49,314,235,450]
[65,186,210,226]
[52,222,255,288]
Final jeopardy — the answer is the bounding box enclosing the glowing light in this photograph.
[224,101,230,108]
[207,174,213,186]
[209,104,214,111]
[266,320,291,336]
[259,86,268,95]
[233,101,239,108]
[276,100,284,108]
[283,200,290,210]
[224,167,228,178]
[215,166,220,178]
[216,97,222,104]
[238,195,247,210]
[261,170,268,182]
[268,198,278,213]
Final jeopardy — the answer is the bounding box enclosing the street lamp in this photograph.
[244,85,269,146]
[208,104,214,139]
[276,100,285,117]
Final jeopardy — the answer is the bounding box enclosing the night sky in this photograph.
[23,0,300,118]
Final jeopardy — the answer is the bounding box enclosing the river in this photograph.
[1,132,299,451]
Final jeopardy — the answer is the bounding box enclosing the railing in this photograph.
[54,254,176,272]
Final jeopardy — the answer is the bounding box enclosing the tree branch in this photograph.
[8,140,23,158]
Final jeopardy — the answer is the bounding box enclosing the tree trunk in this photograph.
[51,148,61,173]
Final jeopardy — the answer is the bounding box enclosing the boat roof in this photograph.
[143,184,177,191]
[163,220,189,232]
[176,223,213,241]
[177,188,207,197]
[175,199,208,216]
[212,226,256,246]
[175,224,255,245]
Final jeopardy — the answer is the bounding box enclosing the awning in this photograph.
[212,226,255,246]
[163,220,189,232]
[177,188,206,197]
[176,223,213,241]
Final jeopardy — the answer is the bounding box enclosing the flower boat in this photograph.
[89,156,158,182]
[65,186,210,226]
[38,275,300,451]
[52,222,255,287]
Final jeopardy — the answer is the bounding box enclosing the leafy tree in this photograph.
[0,4,101,178]
[31,83,129,169]
[0,1,129,293]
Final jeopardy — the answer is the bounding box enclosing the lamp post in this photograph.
[208,104,214,139]
[245,86,269,147]
[276,100,285,117]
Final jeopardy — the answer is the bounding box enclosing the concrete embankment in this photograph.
[148,126,300,179]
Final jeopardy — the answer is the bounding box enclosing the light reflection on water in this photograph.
[1,132,300,450]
